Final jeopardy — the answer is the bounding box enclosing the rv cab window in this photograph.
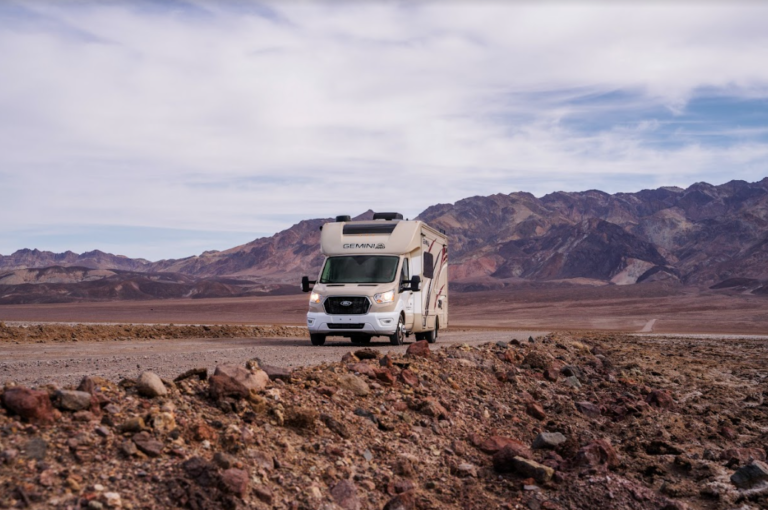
[400,258,409,284]
[320,255,399,284]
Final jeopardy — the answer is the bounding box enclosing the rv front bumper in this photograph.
[306,311,400,335]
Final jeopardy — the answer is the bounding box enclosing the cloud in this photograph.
[1,0,768,258]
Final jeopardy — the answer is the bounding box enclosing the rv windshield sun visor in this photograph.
[343,223,398,235]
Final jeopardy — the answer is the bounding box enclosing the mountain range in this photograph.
[2,178,767,303]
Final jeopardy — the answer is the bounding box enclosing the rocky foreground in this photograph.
[1,333,767,509]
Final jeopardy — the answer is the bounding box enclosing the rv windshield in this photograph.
[320,256,399,284]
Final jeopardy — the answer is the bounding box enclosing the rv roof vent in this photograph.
[372,212,403,221]
[335,215,351,222]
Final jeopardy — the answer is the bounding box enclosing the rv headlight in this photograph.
[373,290,395,304]
[309,292,322,304]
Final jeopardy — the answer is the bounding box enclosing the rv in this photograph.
[301,212,448,346]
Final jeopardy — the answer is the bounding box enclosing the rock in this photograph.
[415,398,448,419]
[492,443,535,472]
[399,369,419,387]
[103,492,121,508]
[253,484,273,504]
[173,368,207,382]
[523,351,552,369]
[348,363,376,377]
[532,432,566,450]
[118,417,146,433]
[720,448,766,465]
[183,456,219,487]
[213,451,237,469]
[480,436,532,458]
[213,364,268,392]
[383,491,415,510]
[2,386,55,424]
[190,420,217,441]
[646,389,675,409]
[341,352,359,363]
[526,402,546,421]
[149,412,176,434]
[406,340,430,358]
[119,440,137,456]
[137,371,167,398]
[456,462,478,477]
[574,440,619,469]
[321,413,350,439]
[337,374,370,396]
[132,431,164,457]
[374,368,397,385]
[354,348,379,360]
[495,455,554,483]
[543,366,560,382]
[563,376,581,388]
[284,407,318,429]
[380,355,394,368]
[730,460,768,489]
[575,401,601,418]
[208,375,249,400]
[561,365,584,380]
[330,479,360,510]
[220,468,249,497]
[24,437,47,460]
[258,363,293,382]
[54,390,93,411]
[645,440,683,455]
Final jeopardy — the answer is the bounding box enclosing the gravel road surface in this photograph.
[1,329,544,387]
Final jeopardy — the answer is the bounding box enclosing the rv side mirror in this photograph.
[301,276,316,293]
[410,275,421,292]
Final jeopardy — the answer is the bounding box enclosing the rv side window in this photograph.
[400,258,409,283]
[423,252,434,279]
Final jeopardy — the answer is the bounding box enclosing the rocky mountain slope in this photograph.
[2,179,767,299]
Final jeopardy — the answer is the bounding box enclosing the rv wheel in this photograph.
[426,318,439,344]
[389,316,405,346]
[310,334,326,346]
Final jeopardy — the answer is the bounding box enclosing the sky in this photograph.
[2,1,768,261]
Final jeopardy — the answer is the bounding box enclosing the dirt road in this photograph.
[0,330,543,387]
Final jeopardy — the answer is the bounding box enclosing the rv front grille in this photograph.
[324,297,370,315]
[327,323,365,330]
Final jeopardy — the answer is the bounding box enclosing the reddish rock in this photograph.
[253,484,273,504]
[574,439,619,469]
[220,468,249,497]
[406,340,430,358]
[720,448,766,464]
[316,386,337,397]
[348,363,376,377]
[645,389,675,409]
[544,366,560,382]
[284,407,318,429]
[2,387,55,424]
[208,374,249,400]
[719,426,737,440]
[398,369,419,387]
[575,401,601,418]
[374,368,397,386]
[190,420,216,441]
[526,402,546,421]
[259,363,292,382]
[387,479,415,495]
[341,352,360,363]
[211,364,268,395]
[415,398,448,419]
[173,367,208,382]
[481,437,532,458]
[330,479,360,510]
[523,350,553,369]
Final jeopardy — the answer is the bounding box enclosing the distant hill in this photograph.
[2,178,767,302]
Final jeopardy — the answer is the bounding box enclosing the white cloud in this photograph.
[1,1,767,258]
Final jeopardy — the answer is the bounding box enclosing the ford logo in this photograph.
[340,300,353,306]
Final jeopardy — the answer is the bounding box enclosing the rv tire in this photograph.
[426,318,439,344]
[389,316,405,346]
[310,334,326,346]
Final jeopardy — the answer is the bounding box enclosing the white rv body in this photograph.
[303,213,448,346]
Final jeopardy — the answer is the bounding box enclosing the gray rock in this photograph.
[532,432,567,450]
[213,451,237,469]
[337,374,370,396]
[561,365,584,380]
[509,456,554,483]
[137,371,167,398]
[55,390,93,411]
[24,437,47,460]
[564,375,582,388]
[731,460,768,489]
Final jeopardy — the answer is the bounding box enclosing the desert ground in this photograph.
[1,285,767,509]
